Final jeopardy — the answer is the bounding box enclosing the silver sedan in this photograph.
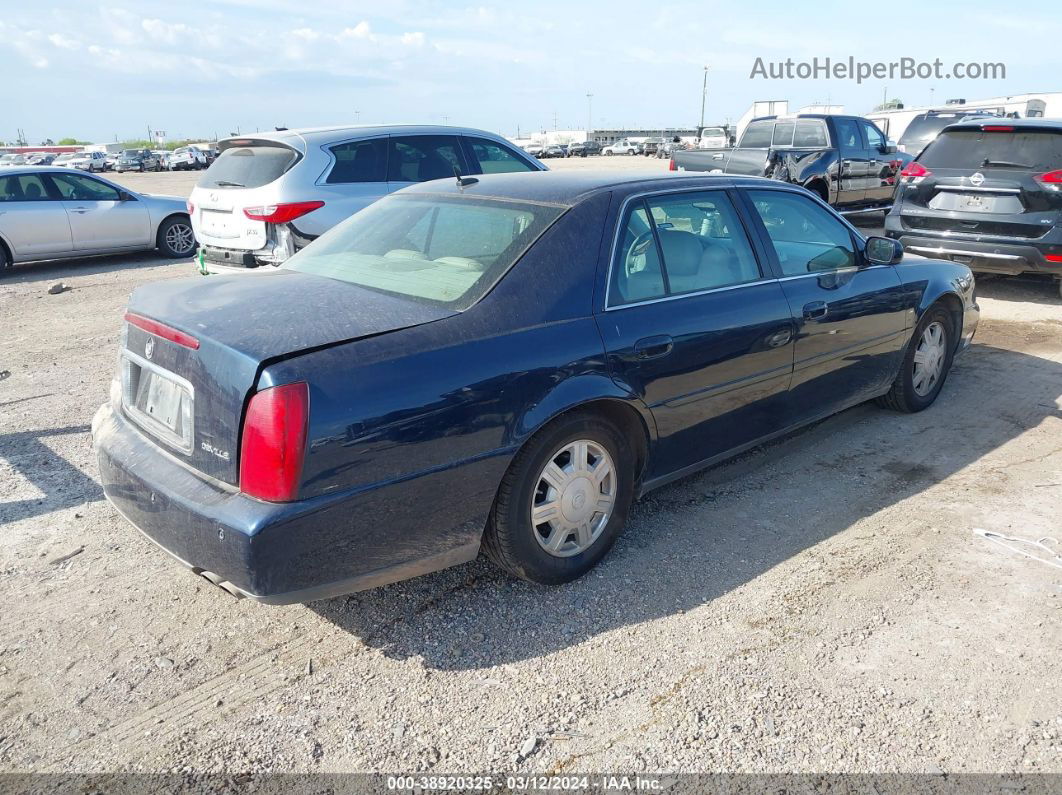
[0,166,196,270]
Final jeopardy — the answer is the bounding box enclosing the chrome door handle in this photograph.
[633,335,674,360]
[71,207,89,214]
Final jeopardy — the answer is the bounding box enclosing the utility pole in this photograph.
[699,65,710,132]
[586,92,593,136]
[883,86,887,108]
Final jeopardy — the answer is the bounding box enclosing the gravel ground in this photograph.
[0,156,1060,777]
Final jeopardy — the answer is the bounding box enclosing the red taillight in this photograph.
[124,312,200,350]
[1046,254,1062,263]
[982,125,1014,131]
[186,200,195,214]
[668,157,677,172]
[900,162,931,179]
[239,382,309,502]
[1033,169,1062,192]
[243,201,324,223]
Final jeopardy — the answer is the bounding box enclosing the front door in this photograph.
[597,188,796,479]
[742,188,908,422]
[46,172,151,250]
[860,120,897,205]
[834,116,868,206]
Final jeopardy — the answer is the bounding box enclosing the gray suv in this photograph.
[188,125,547,272]
[886,118,1062,297]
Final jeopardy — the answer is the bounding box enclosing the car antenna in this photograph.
[453,164,478,188]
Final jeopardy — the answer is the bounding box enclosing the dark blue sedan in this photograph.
[92,172,979,603]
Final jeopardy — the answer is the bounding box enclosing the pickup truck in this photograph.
[670,114,912,215]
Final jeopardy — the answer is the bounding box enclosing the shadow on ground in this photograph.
[0,251,190,284]
[0,425,102,524]
[309,342,1062,670]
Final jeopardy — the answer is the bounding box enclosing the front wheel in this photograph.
[157,216,197,258]
[877,306,955,413]
[483,413,635,585]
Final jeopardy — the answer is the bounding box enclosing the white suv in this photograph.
[188,125,546,272]
[602,139,640,156]
[54,151,107,171]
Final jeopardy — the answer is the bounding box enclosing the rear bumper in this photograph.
[886,219,1062,276]
[92,402,481,604]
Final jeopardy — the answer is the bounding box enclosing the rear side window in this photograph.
[326,138,386,184]
[198,141,299,189]
[833,118,863,153]
[388,136,468,183]
[793,121,828,147]
[0,174,50,201]
[465,137,536,174]
[739,121,773,148]
[919,129,1062,171]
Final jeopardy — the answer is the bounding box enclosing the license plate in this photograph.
[959,194,995,212]
[136,371,183,431]
[201,209,239,238]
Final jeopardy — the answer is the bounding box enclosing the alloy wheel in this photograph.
[912,321,946,397]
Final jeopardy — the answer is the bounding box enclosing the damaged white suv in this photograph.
[188,125,546,274]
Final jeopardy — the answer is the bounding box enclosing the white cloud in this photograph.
[339,21,373,40]
[401,31,425,47]
[47,33,81,50]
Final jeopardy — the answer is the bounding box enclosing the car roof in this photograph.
[399,170,771,205]
[219,124,519,151]
[0,165,102,175]
[943,118,1062,132]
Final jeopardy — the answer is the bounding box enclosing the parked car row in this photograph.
[0,146,217,174]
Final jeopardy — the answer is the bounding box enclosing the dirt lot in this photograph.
[1,157,1060,777]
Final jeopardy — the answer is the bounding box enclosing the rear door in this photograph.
[724,120,773,176]
[0,172,73,258]
[46,172,151,250]
[833,117,868,205]
[898,126,1062,242]
[598,187,796,478]
[742,188,907,421]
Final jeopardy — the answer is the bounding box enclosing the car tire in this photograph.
[877,306,955,413]
[0,243,11,271]
[483,412,635,585]
[157,216,197,258]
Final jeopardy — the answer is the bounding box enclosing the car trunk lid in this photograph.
[119,270,456,485]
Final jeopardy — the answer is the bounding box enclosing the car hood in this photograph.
[127,268,457,363]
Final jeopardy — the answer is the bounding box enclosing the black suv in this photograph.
[897,110,1000,155]
[567,140,601,157]
[886,119,1062,296]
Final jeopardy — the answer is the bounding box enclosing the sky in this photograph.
[4,0,1062,144]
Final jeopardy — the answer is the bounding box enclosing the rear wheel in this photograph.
[157,216,196,258]
[483,413,635,585]
[0,243,11,271]
[877,306,955,413]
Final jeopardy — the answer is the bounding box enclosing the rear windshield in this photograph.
[919,129,1062,171]
[283,194,564,310]
[197,142,299,189]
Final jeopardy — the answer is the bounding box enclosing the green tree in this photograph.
[57,137,89,145]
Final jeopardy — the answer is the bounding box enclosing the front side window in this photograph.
[326,138,386,184]
[861,121,886,150]
[465,137,535,174]
[747,189,856,276]
[47,173,120,201]
[0,174,50,201]
[610,191,761,306]
[388,136,467,183]
[283,194,563,309]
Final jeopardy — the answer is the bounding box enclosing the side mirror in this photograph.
[118,190,134,202]
[865,236,903,265]
[883,141,898,154]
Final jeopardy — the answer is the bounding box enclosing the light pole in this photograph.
[586,92,593,138]
[699,65,709,132]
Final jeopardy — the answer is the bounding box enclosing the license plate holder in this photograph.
[121,352,194,454]
[201,209,239,239]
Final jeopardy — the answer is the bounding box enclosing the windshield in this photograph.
[198,141,298,189]
[919,129,1062,171]
[122,150,140,157]
[55,153,75,161]
[283,194,565,310]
